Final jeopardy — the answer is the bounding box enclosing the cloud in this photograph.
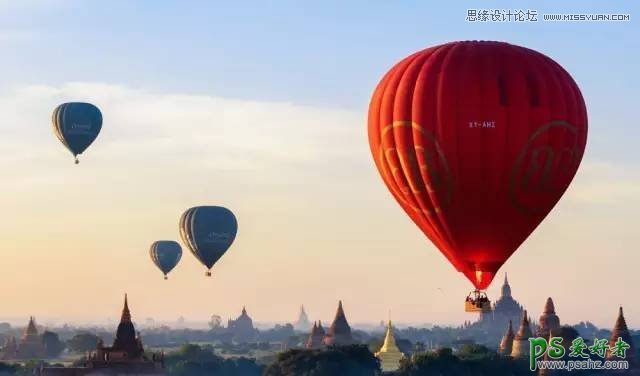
[567,160,640,205]
[0,82,367,188]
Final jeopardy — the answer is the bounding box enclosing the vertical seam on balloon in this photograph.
[536,51,566,211]
[379,55,427,215]
[548,57,585,207]
[411,46,461,267]
[443,42,467,267]
[482,42,508,266]
[398,54,446,220]
[375,60,409,209]
[379,54,454,260]
[391,56,454,256]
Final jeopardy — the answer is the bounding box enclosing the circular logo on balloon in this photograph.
[379,121,453,216]
[509,121,582,214]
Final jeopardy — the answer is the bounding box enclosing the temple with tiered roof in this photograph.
[1,316,45,359]
[227,306,258,343]
[482,274,524,325]
[36,294,163,375]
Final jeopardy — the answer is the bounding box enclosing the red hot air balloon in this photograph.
[368,41,587,309]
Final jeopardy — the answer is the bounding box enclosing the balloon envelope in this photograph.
[52,102,102,162]
[149,240,182,277]
[179,206,238,274]
[368,41,587,289]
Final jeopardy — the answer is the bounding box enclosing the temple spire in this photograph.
[322,300,353,346]
[607,306,636,363]
[543,297,555,314]
[511,310,533,358]
[375,320,404,372]
[121,294,131,323]
[380,320,400,352]
[501,273,511,298]
[499,320,515,355]
[537,297,560,338]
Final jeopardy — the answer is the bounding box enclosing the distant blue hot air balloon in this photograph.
[52,102,102,164]
[149,240,183,280]
[179,206,238,277]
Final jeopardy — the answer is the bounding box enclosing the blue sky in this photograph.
[0,1,638,326]
[2,1,638,159]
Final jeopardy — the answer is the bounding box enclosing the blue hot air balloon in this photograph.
[179,206,238,277]
[52,102,102,164]
[149,240,183,280]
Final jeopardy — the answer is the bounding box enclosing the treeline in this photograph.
[164,343,264,376]
[1,343,620,375]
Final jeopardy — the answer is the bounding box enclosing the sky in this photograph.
[0,1,638,329]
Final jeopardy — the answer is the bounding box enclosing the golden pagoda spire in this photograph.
[121,294,132,323]
[380,320,401,353]
[375,320,404,372]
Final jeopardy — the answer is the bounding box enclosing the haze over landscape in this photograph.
[0,1,638,329]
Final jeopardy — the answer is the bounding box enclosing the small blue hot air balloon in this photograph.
[179,206,238,277]
[149,240,182,280]
[52,102,102,164]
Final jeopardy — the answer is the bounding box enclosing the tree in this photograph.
[264,345,380,376]
[0,361,18,374]
[208,315,222,330]
[164,343,263,376]
[398,347,531,376]
[456,343,492,360]
[41,331,65,358]
[66,333,100,353]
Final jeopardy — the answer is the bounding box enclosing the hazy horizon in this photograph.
[0,2,638,330]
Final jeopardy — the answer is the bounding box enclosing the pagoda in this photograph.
[36,294,163,375]
[227,306,257,343]
[375,320,404,372]
[484,274,523,322]
[537,297,560,338]
[322,301,354,346]
[1,336,17,359]
[498,320,514,356]
[511,310,533,358]
[471,273,524,339]
[607,307,636,364]
[10,316,45,359]
[305,321,325,349]
[294,305,311,331]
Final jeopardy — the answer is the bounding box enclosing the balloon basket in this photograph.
[205,271,212,277]
[74,158,79,165]
[464,290,492,313]
[164,276,168,280]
